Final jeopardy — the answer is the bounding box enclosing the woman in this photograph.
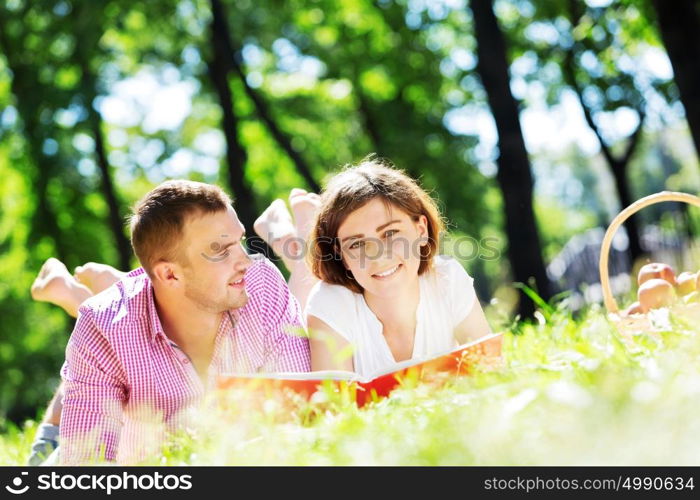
[303,157,492,377]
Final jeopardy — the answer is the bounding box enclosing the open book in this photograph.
[217,333,503,407]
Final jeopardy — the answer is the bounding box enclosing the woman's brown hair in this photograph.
[307,155,445,293]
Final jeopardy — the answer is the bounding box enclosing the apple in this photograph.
[637,262,676,287]
[637,278,676,312]
[683,291,700,304]
[676,271,697,296]
[622,301,644,316]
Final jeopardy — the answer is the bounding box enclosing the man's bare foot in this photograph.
[289,188,321,241]
[254,199,302,270]
[31,258,92,318]
[74,262,126,294]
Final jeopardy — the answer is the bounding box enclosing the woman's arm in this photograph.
[307,314,354,372]
[454,299,494,345]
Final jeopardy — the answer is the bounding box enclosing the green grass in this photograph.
[0,420,37,465]
[3,304,700,465]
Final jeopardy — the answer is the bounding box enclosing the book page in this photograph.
[220,369,358,381]
[219,332,502,384]
[359,332,503,383]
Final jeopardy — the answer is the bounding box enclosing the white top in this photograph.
[304,255,477,378]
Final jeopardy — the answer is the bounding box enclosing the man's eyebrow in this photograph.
[217,241,235,251]
[211,233,243,251]
[340,220,401,243]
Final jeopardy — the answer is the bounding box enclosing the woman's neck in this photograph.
[362,276,420,327]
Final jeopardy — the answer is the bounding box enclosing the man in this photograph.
[33,180,310,464]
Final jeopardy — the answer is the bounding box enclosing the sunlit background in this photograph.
[1,0,699,429]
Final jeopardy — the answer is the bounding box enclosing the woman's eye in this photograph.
[349,240,364,250]
[384,229,398,238]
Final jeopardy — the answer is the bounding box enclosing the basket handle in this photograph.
[599,191,700,314]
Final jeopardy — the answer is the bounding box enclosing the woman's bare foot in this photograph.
[31,258,93,318]
[74,262,126,294]
[289,188,321,240]
[254,199,302,270]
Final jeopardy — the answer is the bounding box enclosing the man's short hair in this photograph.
[129,180,232,277]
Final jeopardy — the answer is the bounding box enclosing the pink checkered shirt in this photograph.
[59,256,310,464]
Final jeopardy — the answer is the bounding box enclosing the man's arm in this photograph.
[59,306,127,464]
[258,260,311,373]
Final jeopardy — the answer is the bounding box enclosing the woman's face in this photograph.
[336,198,428,298]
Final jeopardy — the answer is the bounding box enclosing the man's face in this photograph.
[178,206,252,313]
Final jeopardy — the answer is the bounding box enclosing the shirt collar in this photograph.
[144,276,167,343]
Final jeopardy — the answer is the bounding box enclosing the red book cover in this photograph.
[216,333,503,407]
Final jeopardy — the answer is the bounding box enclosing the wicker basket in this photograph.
[599,191,700,340]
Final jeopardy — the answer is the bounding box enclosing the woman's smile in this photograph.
[371,263,402,279]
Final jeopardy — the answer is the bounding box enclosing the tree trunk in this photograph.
[560,45,645,264]
[208,0,275,259]
[68,0,133,271]
[471,0,551,317]
[0,23,66,262]
[227,46,321,193]
[651,0,700,160]
[208,0,257,233]
[87,106,132,271]
[77,63,132,271]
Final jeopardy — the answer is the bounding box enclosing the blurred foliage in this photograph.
[6,305,700,465]
[0,0,698,426]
